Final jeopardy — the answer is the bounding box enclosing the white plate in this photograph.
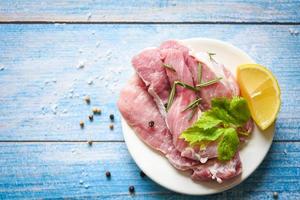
[121,38,275,195]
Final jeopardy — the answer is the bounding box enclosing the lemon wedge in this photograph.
[237,64,281,130]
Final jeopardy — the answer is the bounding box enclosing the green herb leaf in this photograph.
[188,106,198,121]
[182,98,201,112]
[162,63,176,72]
[180,127,225,145]
[193,112,223,130]
[175,81,199,92]
[217,128,239,161]
[228,96,251,124]
[196,77,222,88]
[180,96,251,161]
[198,63,202,84]
[166,82,176,111]
[208,52,216,61]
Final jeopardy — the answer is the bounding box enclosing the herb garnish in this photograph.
[198,63,202,84]
[196,77,222,88]
[188,107,198,121]
[182,98,201,112]
[166,81,199,111]
[162,63,176,72]
[180,97,251,161]
[208,52,216,61]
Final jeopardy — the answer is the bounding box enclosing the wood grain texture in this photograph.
[0,0,300,23]
[0,24,299,141]
[0,142,299,199]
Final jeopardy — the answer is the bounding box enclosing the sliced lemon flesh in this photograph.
[237,64,281,130]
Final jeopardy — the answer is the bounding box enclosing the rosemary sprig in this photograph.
[198,63,202,84]
[175,81,199,92]
[188,106,198,121]
[196,77,222,88]
[182,98,201,112]
[166,82,176,111]
[162,63,176,72]
[208,52,216,61]
[166,81,199,111]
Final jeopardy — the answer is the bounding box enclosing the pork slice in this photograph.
[132,48,170,117]
[118,75,173,154]
[160,48,198,140]
[118,75,243,182]
[188,51,240,110]
[118,75,199,170]
[191,153,242,183]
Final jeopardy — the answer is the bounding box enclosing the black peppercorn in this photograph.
[88,114,93,121]
[109,114,114,121]
[129,185,135,193]
[105,171,111,178]
[140,171,146,178]
[273,192,278,199]
[148,121,154,127]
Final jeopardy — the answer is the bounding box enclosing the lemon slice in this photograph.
[237,64,281,130]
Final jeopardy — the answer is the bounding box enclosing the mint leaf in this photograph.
[194,112,223,130]
[217,128,240,161]
[229,96,251,124]
[180,96,251,161]
[180,127,224,146]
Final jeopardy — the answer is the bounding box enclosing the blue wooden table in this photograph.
[0,1,299,199]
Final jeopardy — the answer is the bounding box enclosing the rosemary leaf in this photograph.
[188,107,198,121]
[162,63,176,72]
[198,63,202,84]
[166,82,176,111]
[175,81,199,92]
[196,77,222,88]
[208,52,216,61]
[182,98,201,112]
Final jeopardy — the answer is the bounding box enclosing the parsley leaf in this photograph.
[180,127,224,146]
[217,128,239,161]
[180,96,251,161]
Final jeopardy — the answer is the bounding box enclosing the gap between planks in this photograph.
[1,21,300,25]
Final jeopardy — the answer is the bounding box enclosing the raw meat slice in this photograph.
[118,75,199,170]
[118,75,172,154]
[118,75,243,182]
[191,153,242,183]
[189,51,240,110]
[132,48,171,117]
[160,47,200,151]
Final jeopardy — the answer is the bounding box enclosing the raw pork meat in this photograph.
[132,48,170,117]
[118,75,199,170]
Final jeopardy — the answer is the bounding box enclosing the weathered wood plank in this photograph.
[0,24,299,141]
[0,142,299,199]
[0,0,299,23]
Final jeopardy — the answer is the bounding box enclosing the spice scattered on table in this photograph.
[109,114,114,121]
[84,96,91,104]
[148,121,154,127]
[88,114,93,121]
[109,124,114,130]
[87,141,93,146]
[79,120,84,128]
[105,171,111,178]
[92,107,101,114]
[140,171,146,178]
[273,192,278,199]
[128,185,135,194]
[77,61,85,69]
